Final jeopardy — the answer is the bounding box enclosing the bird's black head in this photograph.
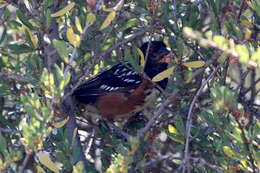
[140,41,172,89]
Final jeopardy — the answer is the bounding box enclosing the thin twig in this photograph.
[138,89,179,137]
[191,0,207,7]
[242,78,260,95]
[190,157,224,173]
[0,127,20,133]
[64,95,92,167]
[139,154,181,169]
[106,121,130,139]
[62,27,152,102]
[4,0,31,16]
[63,0,103,77]
[85,129,95,156]
[0,72,31,83]
[18,153,32,173]
[235,118,257,173]
[250,69,256,104]
[182,66,218,173]
[63,22,92,77]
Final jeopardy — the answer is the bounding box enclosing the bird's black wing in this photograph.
[73,62,143,104]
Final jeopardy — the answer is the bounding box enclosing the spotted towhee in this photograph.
[73,41,172,119]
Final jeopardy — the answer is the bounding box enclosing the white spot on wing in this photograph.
[126,71,132,76]
[122,68,128,72]
[100,85,107,89]
[114,69,120,75]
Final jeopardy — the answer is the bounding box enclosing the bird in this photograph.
[73,41,172,119]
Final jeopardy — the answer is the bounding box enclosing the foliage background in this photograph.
[0,0,259,172]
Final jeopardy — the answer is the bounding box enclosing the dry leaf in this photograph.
[51,2,75,17]
[38,152,60,173]
[100,10,116,30]
[182,61,205,68]
[67,27,81,47]
[137,48,145,68]
[152,66,175,82]
[53,117,69,128]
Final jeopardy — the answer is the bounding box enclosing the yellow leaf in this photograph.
[152,66,175,82]
[244,28,252,40]
[27,29,38,48]
[236,45,249,63]
[100,10,116,30]
[223,146,235,157]
[102,7,115,12]
[53,117,69,128]
[86,12,96,24]
[36,165,46,173]
[0,2,7,8]
[182,61,205,68]
[51,2,75,17]
[137,48,145,68]
[75,17,83,34]
[38,152,60,173]
[168,124,178,134]
[73,161,84,173]
[240,159,248,169]
[67,27,81,47]
[241,19,254,28]
[168,135,184,144]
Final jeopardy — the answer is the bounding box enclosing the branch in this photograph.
[64,95,92,167]
[182,66,218,173]
[0,72,31,83]
[4,0,32,17]
[138,154,181,169]
[106,121,130,139]
[18,153,32,173]
[139,154,223,173]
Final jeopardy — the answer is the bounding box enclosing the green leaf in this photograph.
[0,27,6,45]
[16,10,34,30]
[0,134,7,153]
[201,110,215,125]
[45,9,52,28]
[174,115,185,136]
[71,145,81,165]
[122,18,138,30]
[52,39,72,63]
[7,44,34,54]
